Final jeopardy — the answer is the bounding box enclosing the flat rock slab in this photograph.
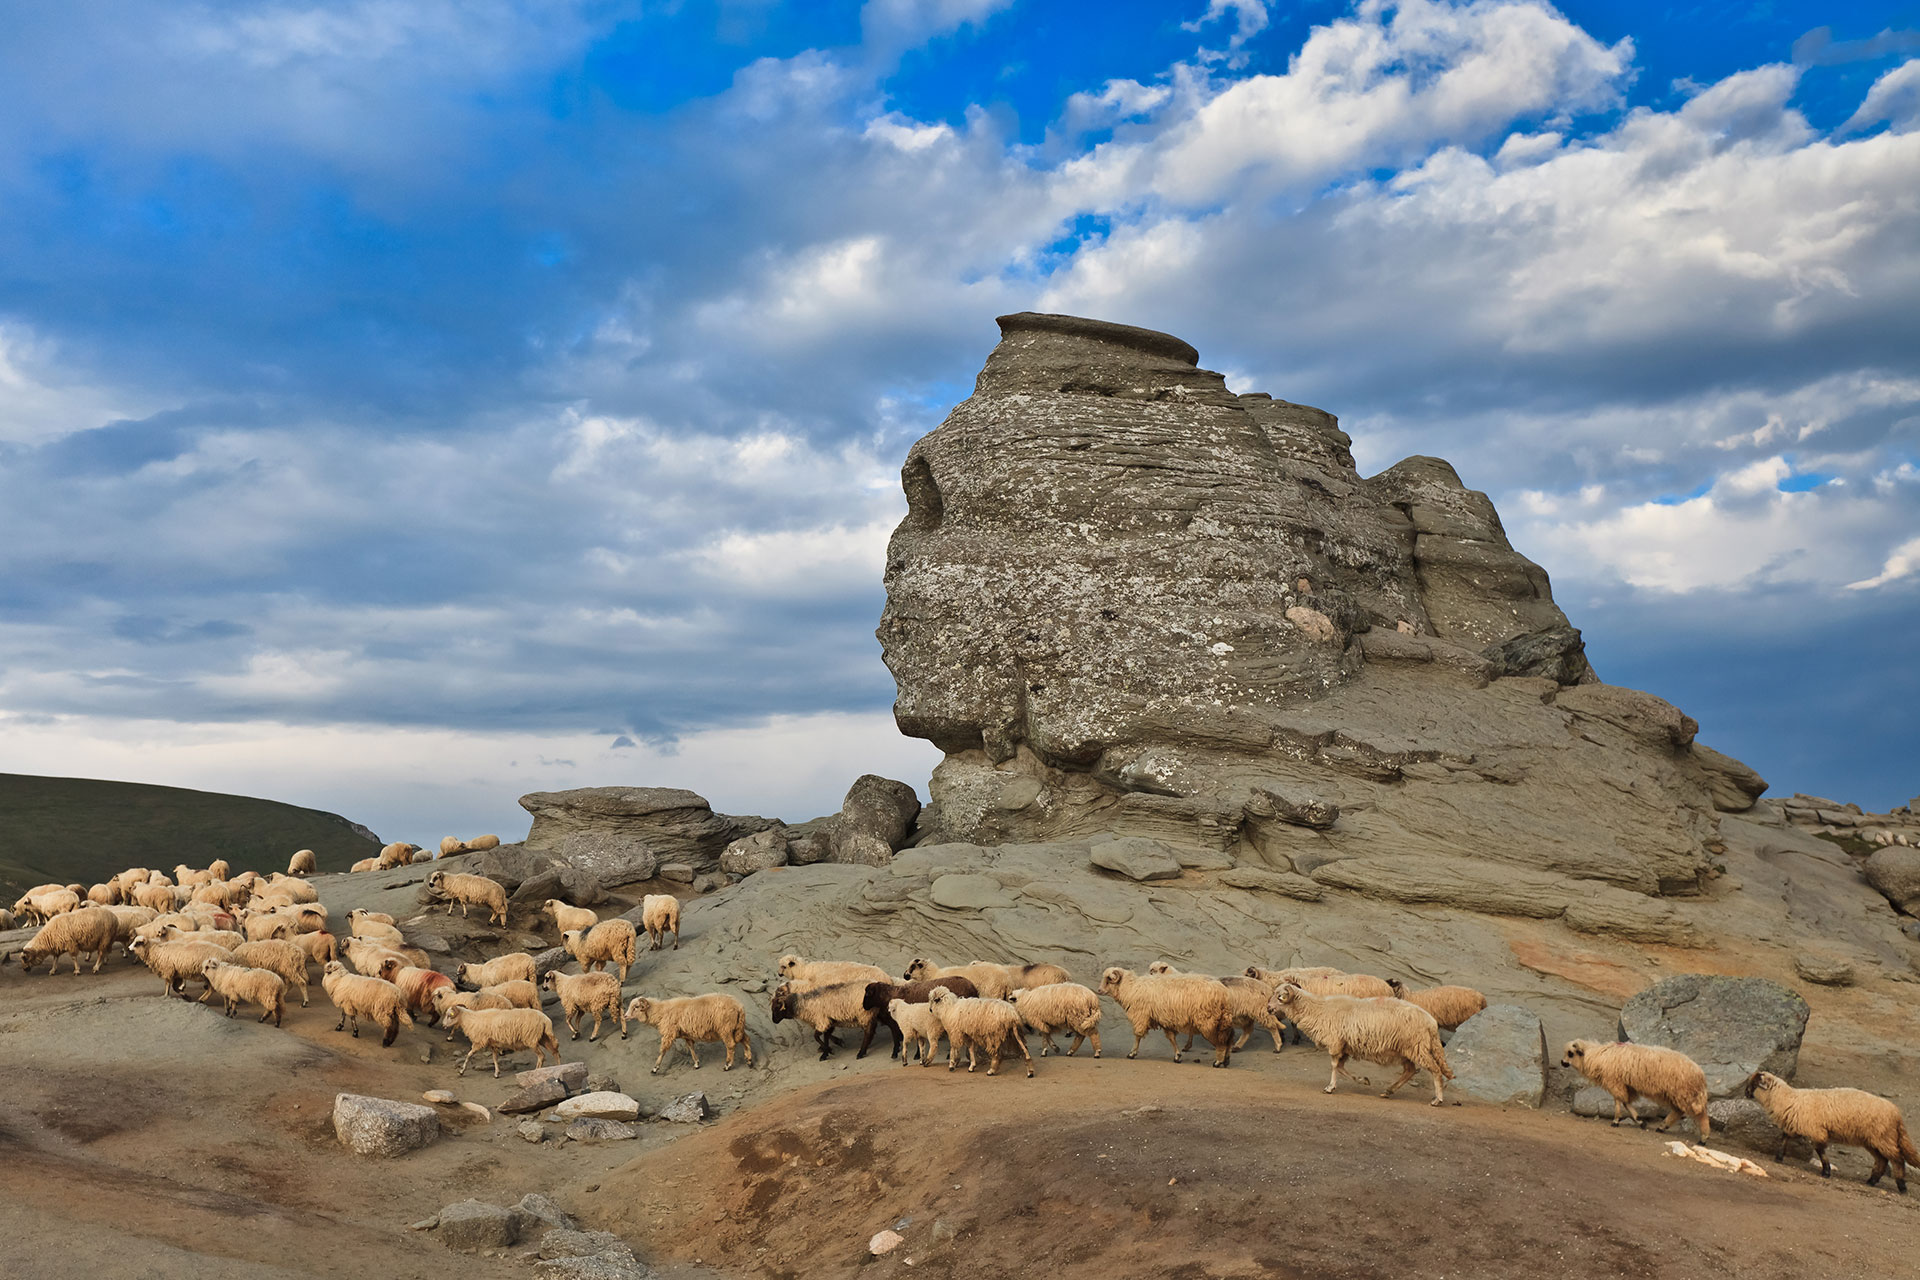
[554,1091,641,1121]
[517,1060,589,1092]
[499,1078,570,1115]
[1619,974,1810,1097]
[929,873,1016,910]
[565,1118,638,1142]
[436,1200,520,1252]
[657,1092,709,1123]
[1089,838,1184,882]
[333,1093,440,1157]
[1216,867,1324,900]
[1446,1004,1546,1108]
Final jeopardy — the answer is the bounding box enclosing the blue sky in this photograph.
[0,0,1916,840]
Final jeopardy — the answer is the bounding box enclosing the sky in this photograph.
[0,0,1916,843]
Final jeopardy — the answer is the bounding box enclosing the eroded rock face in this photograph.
[877,313,1757,908]
[519,788,776,875]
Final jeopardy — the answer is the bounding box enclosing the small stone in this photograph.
[332,1094,440,1158]
[585,1073,621,1095]
[435,1200,519,1252]
[1792,952,1855,987]
[533,1257,651,1280]
[422,1089,456,1104]
[519,1120,545,1143]
[657,1092,709,1124]
[517,1060,590,1092]
[554,1091,641,1121]
[514,1194,577,1234]
[692,873,725,893]
[498,1078,570,1115]
[419,1045,433,1064]
[659,863,695,883]
[870,1230,905,1256]
[565,1118,637,1143]
[1088,837,1184,882]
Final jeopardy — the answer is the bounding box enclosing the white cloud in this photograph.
[0,321,161,445]
[1848,535,1920,590]
[1843,57,1920,134]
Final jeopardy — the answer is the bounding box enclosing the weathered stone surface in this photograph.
[539,1229,635,1262]
[498,1078,570,1115]
[534,1256,652,1280]
[1692,743,1768,812]
[532,946,573,980]
[519,1119,545,1142]
[519,787,775,875]
[516,1060,589,1092]
[1619,975,1810,1097]
[552,830,661,887]
[476,845,554,893]
[719,827,789,876]
[565,1118,638,1142]
[514,1194,577,1235]
[658,863,695,883]
[791,775,922,868]
[1572,1087,1667,1121]
[1707,1098,1806,1159]
[657,1092,709,1123]
[511,866,605,911]
[1864,846,1920,915]
[1216,867,1324,900]
[554,1091,640,1121]
[1089,837,1183,882]
[1446,1005,1547,1108]
[1792,951,1855,986]
[1248,785,1340,830]
[332,1093,439,1157]
[929,873,1015,910]
[435,1200,518,1252]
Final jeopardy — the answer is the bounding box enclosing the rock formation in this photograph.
[878,313,1770,934]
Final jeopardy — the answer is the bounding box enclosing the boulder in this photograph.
[511,866,605,911]
[498,1078,570,1115]
[791,776,922,868]
[720,827,790,876]
[1618,974,1811,1097]
[332,1093,439,1158]
[551,830,661,887]
[658,863,695,883]
[657,1092,709,1124]
[435,1200,519,1252]
[532,946,573,980]
[1792,952,1856,987]
[565,1118,638,1143]
[519,786,775,875]
[513,1194,577,1235]
[516,1060,589,1092]
[1572,1087,1666,1122]
[1864,846,1920,915]
[1707,1098,1806,1159]
[476,845,555,894]
[1445,1005,1547,1108]
[1089,837,1184,882]
[554,1091,641,1122]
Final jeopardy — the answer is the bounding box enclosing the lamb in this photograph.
[293,930,338,967]
[455,952,537,989]
[543,970,627,1042]
[1008,982,1104,1058]
[902,957,1015,1000]
[1561,1040,1709,1137]
[1247,965,1395,1000]
[771,981,883,1059]
[320,960,414,1046]
[925,987,1034,1077]
[1274,984,1454,1105]
[288,848,317,876]
[859,977,982,1058]
[624,993,753,1072]
[200,958,286,1026]
[1148,963,1287,1053]
[888,998,945,1066]
[442,1005,561,1077]
[1098,967,1237,1067]
[1744,1071,1917,1191]
[377,956,457,1023]
[775,954,892,992]
[433,987,518,1039]
[425,870,508,925]
[640,894,681,951]
[1386,979,1488,1030]
[129,937,229,998]
[232,939,312,1006]
[17,906,119,975]
[563,919,639,982]
[544,899,598,936]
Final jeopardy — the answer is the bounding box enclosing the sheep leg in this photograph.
[1009,1029,1035,1078]
[1379,1060,1419,1098]
[1165,1028,1184,1063]
[1815,1143,1832,1178]
[723,1037,736,1071]
[685,1036,702,1069]
[381,1013,400,1046]
[1867,1153,1889,1186]
[1610,1090,1639,1127]
[815,1026,833,1061]
[1127,1024,1148,1059]
[741,1032,754,1068]
[857,1017,882,1059]
[334,1010,347,1032]
[1325,1052,1345,1094]
[652,1031,673,1074]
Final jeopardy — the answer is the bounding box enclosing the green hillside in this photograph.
[0,773,382,897]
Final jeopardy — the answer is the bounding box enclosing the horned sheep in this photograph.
[320,961,414,1046]
[544,899,598,936]
[201,958,287,1026]
[1561,1039,1710,1138]
[543,970,627,1042]
[425,870,508,925]
[624,993,753,1072]
[563,919,638,982]
[859,976,981,1058]
[1745,1071,1916,1191]
[770,981,882,1060]
[1098,966,1236,1067]
[925,987,1034,1077]
[455,952,537,989]
[443,1005,561,1077]
[232,938,312,1006]
[1008,982,1104,1058]
[640,894,681,951]
[1386,979,1489,1030]
[17,906,119,975]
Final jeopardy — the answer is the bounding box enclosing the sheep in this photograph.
[344,937,417,977]
[275,903,329,934]
[244,913,298,943]
[903,957,1015,1000]
[442,1005,561,1077]
[776,954,892,993]
[771,981,883,1060]
[624,993,753,1072]
[288,849,317,876]
[348,908,396,927]
[17,906,119,975]
[888,998,945,1066]
[293,930,338,967]
[350,858,379,873]
[1247,965,1395,1000]
[347,912,405,946]
[201,958,286,1026]
[21,887,81,923]
[479,978,540,1010]
[425,870,508,925]
[156,924,243,951]
[1148,963,1287,1053]
[207,859,231,882]
[433,987,517,1039]
[178,904,236,931]
[0,907,16,930]
[377,841,417,870]
[972,961,1074,992]
[129,937,229,998]
[544,899,598,936]
[1386,979,1488,1030]
[266,874,319,904]
[320,961,414,1045]
[439,836,466,857]
[1745,1071,1917,1191]
[455,952,537,989]
[233,939,312,1006]
[1274,984,1454,1105]
[134,913,199,945]
[103,905,159,952]
[563,919,639,982]
[544,970,627,1042]
[925,987,1034,1077]
[1008,982,1104,1058]
[640,894,681,951]
[859,977,982,1058]
[190,880,250,910]
[376,956,456,1023]
[467,834,501,852]
[1098,967,1237,1067]
[85,882,119,907]
[130,881,178,913]
[410,849,436,864]
[1561,1040,1709,1138]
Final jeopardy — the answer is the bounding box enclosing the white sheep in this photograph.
[563,919,638,982]
[478,978,540,1010]
[102,904,158,953]
[293,930,338,967]
[344,936,419,976]
[925,988,1034,1077]
[17,906,119,975]
[1247,965,1394,1000]
[232,938,312,1007]
[1149,962,1286,1053]
[320,961,414,1046]
[129,936,229,998]
[350,858,380,873]
[624,993,753,1072]
[201,958,287,1026]
[1561,1039,1710,1137]
[377,841,417,869]
[1745,1071,1917,1191]
[1008,982,1103,1057]
[433,987,517,1039]
[20,887,81,922]
[776,954,892,992]
[640,894,681,951]
[1273,984,1454,1105]
[443,1005,561,1077]
[1098,967,1236,1066]
[1385,979,1488,1030]
[288,849,317,876]
[903,957,1015,1000]
[347,911,405,946]
[243,913,298,943]
[425,870,508,925]
[543,970,627,1042]
[455,952,537,989]
[266,874,319,904]
[544,899,598,936]
[155,923,243,951]
[887,998,946,1066]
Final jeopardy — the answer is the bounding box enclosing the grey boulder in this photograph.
[1618,974,1810,1097]
[498,1078,570,1115]
[657,1092,709,1124]
[332,1093,439,1158]
[435,1200,519,1252]
[720,827,790,876]
[552,830,661,888]
[565,1118,638,1142]
[1864,846,1920,915]
[1445,1005,1546,1108]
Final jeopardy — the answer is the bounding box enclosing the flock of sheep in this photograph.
[8,852,1915,1194]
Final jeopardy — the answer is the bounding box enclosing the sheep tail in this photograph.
[1898,1119,1918,1166]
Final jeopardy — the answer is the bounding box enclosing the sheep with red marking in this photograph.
[376,956,456,1024]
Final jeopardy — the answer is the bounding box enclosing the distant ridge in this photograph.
[0,773,382,895]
